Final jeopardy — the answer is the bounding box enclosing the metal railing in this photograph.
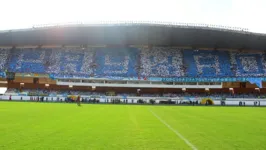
[0,21,250,33]
[32,21,249,32]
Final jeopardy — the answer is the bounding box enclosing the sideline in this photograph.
[148,108,198,150]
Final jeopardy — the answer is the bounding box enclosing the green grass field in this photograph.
[1,102,266,150]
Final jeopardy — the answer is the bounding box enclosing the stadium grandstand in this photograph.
[2,20,266,150]
[0,22,266,106]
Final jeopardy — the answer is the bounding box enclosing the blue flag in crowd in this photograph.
[247,78,262,88]
[49,74,55,80]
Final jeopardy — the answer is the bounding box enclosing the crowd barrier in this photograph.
[1,95,266,106]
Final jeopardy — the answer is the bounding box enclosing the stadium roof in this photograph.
[0,22,266,50]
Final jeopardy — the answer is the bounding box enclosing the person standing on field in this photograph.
[77,95,81,106]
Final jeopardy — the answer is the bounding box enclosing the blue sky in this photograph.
[1,0,266,33]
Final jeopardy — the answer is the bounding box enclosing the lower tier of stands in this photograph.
[4,88,264,99]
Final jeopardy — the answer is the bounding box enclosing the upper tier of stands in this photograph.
[1,47,266,78]
[183,50,232,77]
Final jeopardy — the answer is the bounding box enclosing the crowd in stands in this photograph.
[230,52,266,76]
[1,47,266,79]
[0,49,9,71]
[140,47,184,77]
[95,48,139,78]
[183,50,232,77]
[47,48,95,78]
[5,88,106,97]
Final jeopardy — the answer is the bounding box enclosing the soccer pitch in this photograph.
[1,102,266,150]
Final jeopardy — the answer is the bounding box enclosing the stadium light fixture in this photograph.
[20,83,24,88]
[0,81,8,83]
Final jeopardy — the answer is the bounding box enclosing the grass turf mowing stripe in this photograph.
[148,108,198,150]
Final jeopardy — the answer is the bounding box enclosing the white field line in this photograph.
[148,108,198,150]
